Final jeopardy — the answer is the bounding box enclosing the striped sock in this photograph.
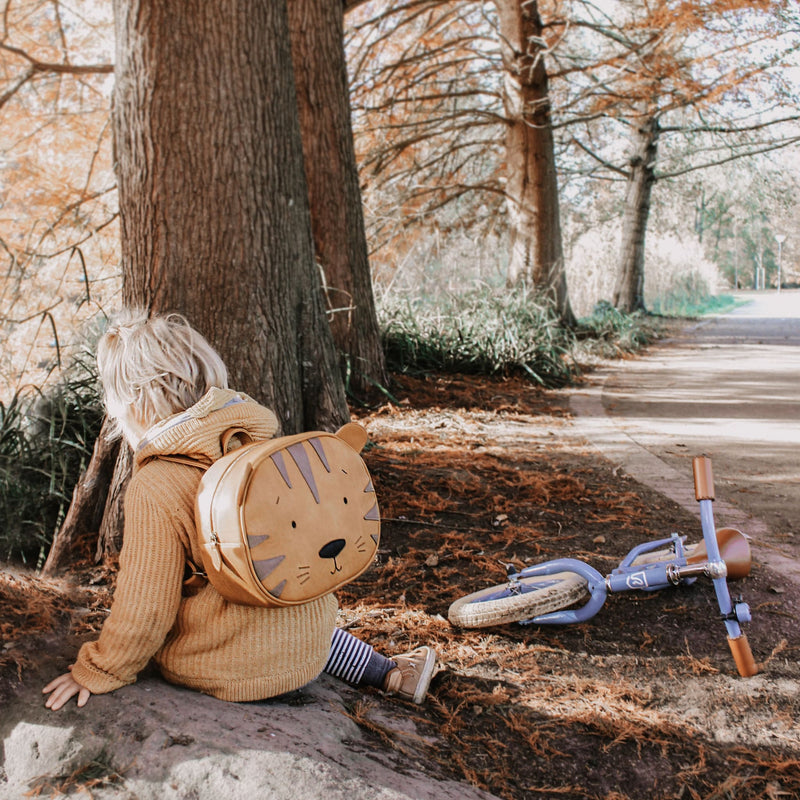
[324,627,395,687]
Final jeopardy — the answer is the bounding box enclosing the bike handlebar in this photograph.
[507,457,759,676]
[693,456,715,501]
[729,634,758,677]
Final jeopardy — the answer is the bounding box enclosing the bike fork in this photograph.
[693,457,758,677]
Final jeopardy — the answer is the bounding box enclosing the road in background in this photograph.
[571,289,800,584]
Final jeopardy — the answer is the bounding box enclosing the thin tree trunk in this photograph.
[613,115,659,313]
[113,0,348,435]
[288,0,387,398]
[41,418,119,576]
[494,0,574,325]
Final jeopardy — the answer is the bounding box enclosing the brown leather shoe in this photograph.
[382,646,437,704]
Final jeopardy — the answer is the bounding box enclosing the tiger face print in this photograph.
[241,432,380,603]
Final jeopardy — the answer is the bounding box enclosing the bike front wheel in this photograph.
[448,571,590,628]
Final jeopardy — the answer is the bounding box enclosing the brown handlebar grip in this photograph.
[693,456,715,501]
[728,634,758,677]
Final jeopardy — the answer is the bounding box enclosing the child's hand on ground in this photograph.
[43,668,92,710]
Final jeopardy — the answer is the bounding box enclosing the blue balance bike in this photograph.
[448,457,757,677]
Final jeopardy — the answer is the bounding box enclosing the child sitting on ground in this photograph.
[43,310,436,710]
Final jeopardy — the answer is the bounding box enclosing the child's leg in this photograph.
[323,627,437,704]
[323,627,395,688]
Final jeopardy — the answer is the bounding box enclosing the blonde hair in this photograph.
[97,309,228,445]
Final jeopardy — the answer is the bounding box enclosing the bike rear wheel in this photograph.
[448,571,590,628]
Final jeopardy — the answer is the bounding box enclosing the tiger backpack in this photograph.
[182,422,380,607]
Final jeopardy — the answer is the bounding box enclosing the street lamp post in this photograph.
[775,233,786,294]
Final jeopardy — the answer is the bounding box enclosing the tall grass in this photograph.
[378,287,662,384]
[379,286,577,385]
[0,352,104,565]
[574,300,661,357]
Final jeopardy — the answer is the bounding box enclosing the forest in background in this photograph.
[346,0,800,315]
[0,0,798,402]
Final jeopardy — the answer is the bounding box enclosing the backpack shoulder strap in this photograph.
[147,431,254,590]
[140,453,212,471]
[142,453,211,588]
[145,427,254,471]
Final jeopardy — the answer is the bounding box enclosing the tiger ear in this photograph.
[335,422,368,453]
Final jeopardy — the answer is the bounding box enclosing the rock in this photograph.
[1,671,500,800]
[3,721,105,788]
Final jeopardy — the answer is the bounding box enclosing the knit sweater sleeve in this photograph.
[71,473,187,694]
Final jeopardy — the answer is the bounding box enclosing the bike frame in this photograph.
[504,457,757,676]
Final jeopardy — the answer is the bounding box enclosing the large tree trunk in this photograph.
[612,115,659,313]
[52,0,354,575]
[494,0,574,325]
[288,0,387,398]
[113,0,348,435]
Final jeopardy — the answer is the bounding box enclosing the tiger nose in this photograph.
[319,539,346,559]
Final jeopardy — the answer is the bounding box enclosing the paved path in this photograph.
[570,289,800,585]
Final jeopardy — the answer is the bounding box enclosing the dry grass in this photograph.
[24,756,126,799]
[0,572,72,679]
[339,374,800,799]
[0,563,114,687]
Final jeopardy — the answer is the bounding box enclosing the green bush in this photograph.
[0,353,104,565]
[378,288,663,382]
[378,286,576,385]
[574,300,659,356]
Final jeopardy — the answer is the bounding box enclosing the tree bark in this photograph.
[288,0,387,398]
[494,0,574,325]
[612,115,660,313]
[41,418,120,576]
[113,0,349,434]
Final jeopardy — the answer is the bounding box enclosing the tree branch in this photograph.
[660,114,800,135]
[0,42,113,75]
[657,135,800,181]
[0,65,34,111]
[570,136,630,177]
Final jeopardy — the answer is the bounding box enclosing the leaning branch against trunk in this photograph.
[42,418,120,576]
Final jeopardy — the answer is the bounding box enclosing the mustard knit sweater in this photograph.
[71,388,338,702]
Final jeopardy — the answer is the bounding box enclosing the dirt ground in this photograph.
[2,371,799,800]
